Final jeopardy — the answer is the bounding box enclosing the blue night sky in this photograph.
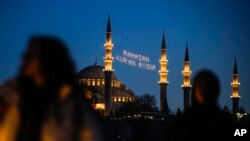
[0,0,250,112]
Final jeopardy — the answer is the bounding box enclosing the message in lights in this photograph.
[115,50,156,71]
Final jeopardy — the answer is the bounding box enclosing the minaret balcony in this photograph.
[158,80,169,84]
[104,43,114,48]
[231,82,240,86]
[159,70,168,73]
[181,84,192,88]
[103,68,114,72]
[103,57,114,61]
[230,95,241,99]
[182,71,191,75]
[159,60,168,63]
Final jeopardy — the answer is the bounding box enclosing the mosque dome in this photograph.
[76,62,118,80]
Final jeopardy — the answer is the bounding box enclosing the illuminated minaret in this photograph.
[158,32,169,112]
[103,15,114,116]
[231,57,240,115]
[181,42,192,112]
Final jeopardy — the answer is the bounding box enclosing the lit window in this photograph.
[122,97,125,102]
[102,79,105,85]
[118,97,121,102]
[92,79,95,86]
[87,79,91,86]
[114,97,117,102]
[97,79,100,86]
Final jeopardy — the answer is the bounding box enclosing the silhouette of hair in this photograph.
[17,35,81,140]
[191,69,220,106]
[22,35,76,85]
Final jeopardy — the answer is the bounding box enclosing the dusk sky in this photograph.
[0,0,250,112]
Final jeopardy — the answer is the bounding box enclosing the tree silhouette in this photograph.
[119,102,137,115]
[222,105,231,114]
[136,94,156,112]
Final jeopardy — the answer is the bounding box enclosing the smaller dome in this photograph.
[76,63,118,80]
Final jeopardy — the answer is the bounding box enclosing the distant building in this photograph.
[231,57,241,115]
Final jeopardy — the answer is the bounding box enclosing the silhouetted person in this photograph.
[169,70,236,141]
[0,35,102,141]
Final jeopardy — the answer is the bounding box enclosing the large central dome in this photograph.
[76,62,118,80]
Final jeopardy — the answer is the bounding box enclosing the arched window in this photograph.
[87,79,91,86]
[97,79,100,86]
[92,79,96,86]
[114,97,117,102]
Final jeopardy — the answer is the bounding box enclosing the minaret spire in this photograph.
[158,32,169,113]
[184,42,189,61]
[103,15,114,116]
[161,31,166,49]
[233,57,238,74]
[182,42,192,112]
[231,57,240,115]
[107,15,111,33]
[94,56,98,66]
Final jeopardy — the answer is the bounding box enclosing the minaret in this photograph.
[181,42,192,112]
[158,32,169,112]
[231,57,240,115]
[103,15,114,116]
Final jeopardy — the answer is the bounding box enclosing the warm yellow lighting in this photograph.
[94,103,105,110]
[182,62,192,88]
[231,82,240,86]
[87,79,91,86]
[158,49,169,83]
[97,79,100,86]
[92,79,95,86]
[0,105,19,141]
[114,97,117,102]
[104,40,114,71]
[231,73,240,99]
[60,85,71,100]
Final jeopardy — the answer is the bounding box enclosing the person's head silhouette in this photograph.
[21,35,75,87]
[191,69,220,107]
[17,35,77,140]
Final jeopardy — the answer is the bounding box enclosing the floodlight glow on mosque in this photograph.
[75,15,243,117]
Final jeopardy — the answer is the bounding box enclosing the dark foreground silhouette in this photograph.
[0,35,102,141]
[168,70,237,141]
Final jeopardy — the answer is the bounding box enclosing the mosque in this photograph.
[76,16,242,117]
[76,16,136,116]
